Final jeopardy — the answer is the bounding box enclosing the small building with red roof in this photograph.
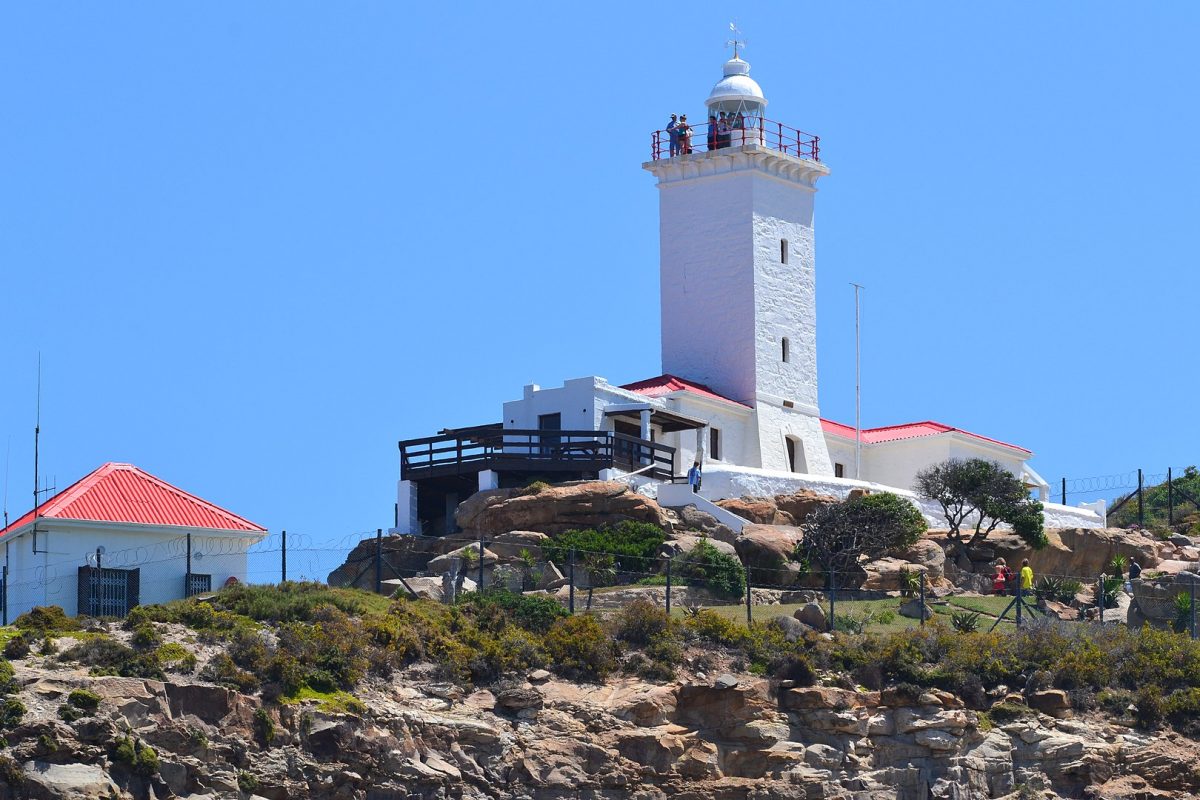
[0,462,266,619]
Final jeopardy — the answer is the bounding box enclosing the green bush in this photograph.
[13,605,79,634]
[0,698,25,728]
[611,598,672,646]
[67,688,101,710]
[2,635,30,660]
[542,521,667,573]
[199,653,258,693]
[1135,685,1165,729]
[253,707,276,746]
[113,736,158,776]
[1174,592,1193,635]
[0,661,16,695]
[61,638,164,680]
[237,771,260,793]
[131,623,161,650]
[212,581,377,624]
[672,539,746,599]
[544,614,618,682]
[156,642,198,673]
[457,589,567,634]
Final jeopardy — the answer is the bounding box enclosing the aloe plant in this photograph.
[1174,592,1194,634]
[950,610,982,633]
[1110,554,1129,578]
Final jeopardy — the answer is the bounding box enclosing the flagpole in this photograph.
[851,283,863,480]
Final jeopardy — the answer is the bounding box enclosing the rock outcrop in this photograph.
[455,481,672,536]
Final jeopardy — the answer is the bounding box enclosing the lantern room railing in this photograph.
[651,118,820,162]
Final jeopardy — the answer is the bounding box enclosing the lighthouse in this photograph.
[643,52,834,475]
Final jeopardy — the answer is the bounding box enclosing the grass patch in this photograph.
[285,686,367,714]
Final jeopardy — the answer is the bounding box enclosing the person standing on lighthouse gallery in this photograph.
[667,114,680,157]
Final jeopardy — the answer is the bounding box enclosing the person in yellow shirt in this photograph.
[1019,559,1034,594]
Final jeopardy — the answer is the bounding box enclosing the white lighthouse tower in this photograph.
[644,51,834,475]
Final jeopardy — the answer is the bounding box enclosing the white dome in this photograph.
[705,57,768,109]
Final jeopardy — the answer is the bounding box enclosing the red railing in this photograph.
[651,118,820,162]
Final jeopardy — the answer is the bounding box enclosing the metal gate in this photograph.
[185,573,212,597]
[77,566,140,618]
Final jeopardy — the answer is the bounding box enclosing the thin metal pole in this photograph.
[1191,575,1196,641]
[1061,478,1067,506]
[1168,468,1174,526]
[281,530,286,583]
[568,548,575,614]
[186,532,192,577]
[1097,574,1104,625]
[2,563,7,627]
[478,536,485,590]
[828,569,836,631]
[919,573,926,627]
[374,529,383,594]
[1137,469,1144,527]
[851,283,863,480]
[745,567,752,626]
[665,557,672,615]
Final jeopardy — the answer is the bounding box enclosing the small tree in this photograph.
[915,458,1046,549]
[801,492,927,581]
[582,553,617,611]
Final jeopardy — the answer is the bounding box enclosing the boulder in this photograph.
[1027,689,1072,718]
[899,598,933,621]
[794,602,828,632]
[327,533,453,589]
[773,490,839,524]
[1130,571,1200,628]
[489,530,550,560]
[493,684,543,715]
[734,524,805,585]
[21,761,120,800]
[455,481,671,535]
[427,545,499,576]
[895,538,946,581]
[716,497,793,525]
[766,614,810,642]
[672,505,737,544]
[860,557,927,592]
[965,527,1162,580]
[538,560,567,590]
[660,534,738,560]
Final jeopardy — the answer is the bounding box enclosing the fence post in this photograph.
[745,567,752,626]
[919,573,927,627]
[1097,574,1104,625]
[1191,574,1197,641]
[281,530,286,583]
[665,557,672,615]
[374,529,383,594]
[568,548,575,614]
[2,564,7,626]
[186,532,192,581]
[1137,469,1144,527]
[478,536,485,590]
[1061,478,1066,506]
[1015,581,1023,627]
[828,569,837,632]
[1168,467,1174,526]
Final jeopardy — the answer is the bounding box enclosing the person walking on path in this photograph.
[666,114,680,157]
[1020,559,1034,595]
[687,461,702,494]
[1126,559,1142,592]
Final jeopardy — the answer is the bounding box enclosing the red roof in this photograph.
[621,374,751,408]
[0,462,266,538]
[820,419,1031,454]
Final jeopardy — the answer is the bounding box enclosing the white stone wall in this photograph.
[4,522,256,618]
[754,403,834,476]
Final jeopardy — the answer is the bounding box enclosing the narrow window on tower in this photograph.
[781,337,790,363]
[835,463,845,478]
[709,427,721,461]
[780,239,789,264]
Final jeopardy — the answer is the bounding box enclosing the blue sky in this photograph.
[2,3,1198,576]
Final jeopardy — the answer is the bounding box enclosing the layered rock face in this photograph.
[455,481,671,536]
[9,664,1196,800]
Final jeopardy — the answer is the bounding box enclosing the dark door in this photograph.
[538,413,561,456]
[786,439,797,472]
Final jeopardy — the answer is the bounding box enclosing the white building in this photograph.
[0,462,266,619]
[395,52,1103,533]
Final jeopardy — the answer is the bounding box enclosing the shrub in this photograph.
[213,581,375,624]
[898,569,921,598]
[253,707,276,746]
[0,661,16,695]
[67,688,101,710]
[951,611,982,633]
[683,609,747,647]
[516,480,551,496]
[2,635,30,660]
[13,606,78,634]
[0,755,24,787]
[61,638,164,680]
[0,699,25,728]
[1094,577,1121,610]
[802,492,927,576]
[544,614,618,682]
[1135,685,1165,729]
[199,653,258,693]
[611,599,672,646]
[457,589,567,634]
[1174,592,1193,635]
[672,539,746,599]
[1109,555,1128,578]
[988,701,1033,723]
[57,704,85,723]
[113,736,158,776]
[156,642,198,673]
[543,521,667,573]
[131,623,161,650]
[237,771,260,793]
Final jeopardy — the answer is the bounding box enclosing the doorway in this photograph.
[538,413,561,456]
[786,436,807,474]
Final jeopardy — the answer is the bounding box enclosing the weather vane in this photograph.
[726,22,744,59]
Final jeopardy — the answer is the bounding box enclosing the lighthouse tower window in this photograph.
[780,239,789,264]
[781,337,790,363]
